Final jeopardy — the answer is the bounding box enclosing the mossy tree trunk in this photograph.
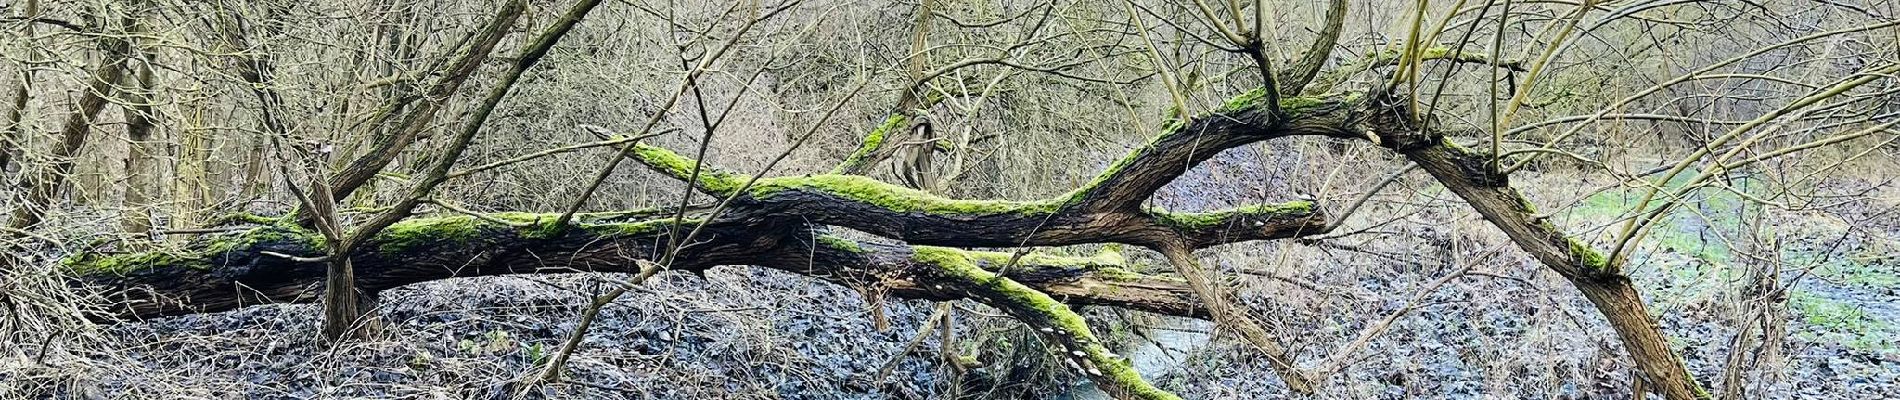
[67,214,1215,321]
[1362,108,1709,399]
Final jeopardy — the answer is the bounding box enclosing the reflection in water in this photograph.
[1060,319,1213,399]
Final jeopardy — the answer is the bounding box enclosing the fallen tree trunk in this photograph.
[63,91,1357,320]
[66,214,1212,321]
[65,90,1354,321]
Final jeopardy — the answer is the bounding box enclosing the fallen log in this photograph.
[65,214,1211,321]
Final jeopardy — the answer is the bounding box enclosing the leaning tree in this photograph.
[12,0,1897,399]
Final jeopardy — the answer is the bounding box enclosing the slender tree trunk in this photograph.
[321,257,376,340]
[898,0,937,192]
[119,47,159,237]
[303,168,375,341]
[238,135,270,200]
[6,28,131,233]
[171,103,212,233]
[0,80,25,172]
[1384,133,1712,400]
[0,0,42,174]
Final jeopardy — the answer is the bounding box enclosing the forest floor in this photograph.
[75,270,949,399]
[60,238,1899,399]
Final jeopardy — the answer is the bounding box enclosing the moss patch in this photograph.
[831,114,907,174]
[1217,87,1271,113]
[1568,237,1611,271]
[202,226,318,254]
[1279,95,1329,113]
[911,246,1179,400]
[629,143,747,195]
[375,215,486,254]
[752,174,1062,216]
[66,212,701,275]
[66,226,322,275]
[963,250,1119,269]
[1154,201,1315,231]
[633,142,1058,218]
[816,235,866,253]
[1217,87,1331,115]
[63,251,205,275]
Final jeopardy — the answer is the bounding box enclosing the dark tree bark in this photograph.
[69,215,1214,322]
[1360,113,1710,400]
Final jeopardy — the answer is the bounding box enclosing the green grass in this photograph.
[1565,171,1779,308]
[1789,249,1900,289]
[1567,168,1750,267]
[1570,173,1900,354]
[1790,291,1896,353]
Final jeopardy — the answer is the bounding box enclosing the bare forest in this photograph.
[2,0,1898,399]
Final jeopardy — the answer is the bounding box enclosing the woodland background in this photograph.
[1,0,1897,398]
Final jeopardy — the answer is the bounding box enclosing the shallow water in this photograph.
[1060,319,1213,399]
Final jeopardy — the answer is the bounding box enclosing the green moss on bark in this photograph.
[751,174,1062,216]
[910,246,1180,400]
[1153,201,1315,231]
[1568,237,1611,271]
[63,251,205,275]
[831,114,907,174]
[1218,87,1271,113]
[66,212,702,275]
[376,215,485,253]
[963,250,1112,268]
[815,234,865,253]
[65,226,323,275]
[631,142,1058,218]
[629,143,747,195]
[1279,95,1328,113]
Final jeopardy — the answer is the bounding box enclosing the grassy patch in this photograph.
[1566,169,1750,266]
[1790,291,1896,353]
[1790,249,1900,289]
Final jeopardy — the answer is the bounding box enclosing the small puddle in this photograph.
[1058,319,1213,399]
